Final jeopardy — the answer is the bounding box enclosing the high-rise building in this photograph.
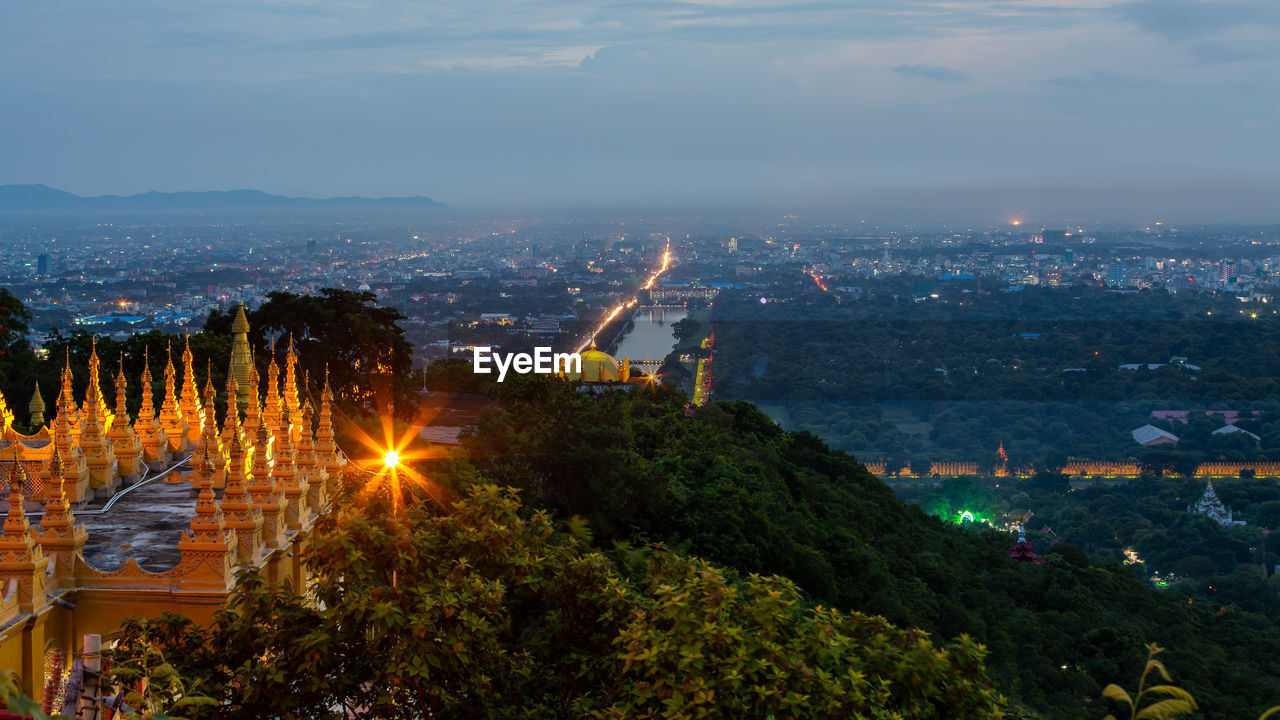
[36,254,49,275]
[1220,261,1236,285]
[1108,263,1128,288]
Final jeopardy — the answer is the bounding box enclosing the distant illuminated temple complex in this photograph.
[0,304,346,702]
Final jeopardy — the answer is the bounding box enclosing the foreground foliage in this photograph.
[1102,645,1280,720]
[105,484,1005,719]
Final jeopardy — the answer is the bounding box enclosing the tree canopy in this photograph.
[105,482,1004,720]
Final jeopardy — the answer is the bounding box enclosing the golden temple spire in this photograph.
[156,341,190,454]
[160,342,183,423]
[264,339,283,430]
[218,430,264,562]
[273,404,307,531]
[0,447,48,614]
[175,437,237,591]
[108,356,143,478]
[112,355,128,423]
[137,347,156,429]
[77,340,116,491]
[38,445,75,534]
[134,346,169,465]
[243,358,262,439]
[59,350,78,430]
[196,361,224,488]
[229,302,254,406]
[28,380,45,429]
[179,333,203,441]
[283,334,300,416]
[315,366,341,491]
[222,358,242,449]
[247,415,285,548]
[296,398,325,511]
[5,449,28,531]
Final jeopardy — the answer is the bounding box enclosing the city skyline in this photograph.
[3,1,1279,221]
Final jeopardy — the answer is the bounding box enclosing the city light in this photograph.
[383,449,400,468]
[577,242,672,353]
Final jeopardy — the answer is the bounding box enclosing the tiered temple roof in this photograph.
[1189,480,1239,527]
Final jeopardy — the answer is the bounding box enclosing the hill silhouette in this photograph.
[0,184,444,214]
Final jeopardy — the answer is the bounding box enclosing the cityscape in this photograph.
[4,0,1280,718]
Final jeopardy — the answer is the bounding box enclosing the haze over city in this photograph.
[4,0,1280,221]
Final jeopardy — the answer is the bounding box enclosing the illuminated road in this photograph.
[575,242,672,354]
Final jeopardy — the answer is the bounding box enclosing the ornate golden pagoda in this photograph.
[248,420,285,549]
[315,368,341,496]
[220,364,244,452]
[33,446,87,593]
[283,336,302,441]
[133,348,170,465]
[295,399,326,514]
[158,343,190,453]
[108,357,144,478]
[77,341,118,493]
[219,433,264,563]
[242,361,262,441]
[175,447,237,592]
[273,406,308,533]
[50,396,89,503]
[0,309,344,701]
[0,457,49,615]
[179,335,203,445]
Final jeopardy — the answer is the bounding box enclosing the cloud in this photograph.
[1114,0,1280,40]
[892,64,970,82]
[1047,70,1143,89]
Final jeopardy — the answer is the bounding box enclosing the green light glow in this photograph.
[959,511,975,523]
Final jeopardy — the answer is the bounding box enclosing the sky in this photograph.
[2,0,1279,222]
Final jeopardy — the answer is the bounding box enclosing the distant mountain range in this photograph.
[0,184,445,214]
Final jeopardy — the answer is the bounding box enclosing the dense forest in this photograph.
[712,279,1280,466]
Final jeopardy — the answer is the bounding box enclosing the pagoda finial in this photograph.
[232,302,250,333]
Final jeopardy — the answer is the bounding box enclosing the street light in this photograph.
[383,449,401,469]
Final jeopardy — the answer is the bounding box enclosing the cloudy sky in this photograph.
[2,0,1278,221]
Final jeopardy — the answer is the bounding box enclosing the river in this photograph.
[611,306,687,362]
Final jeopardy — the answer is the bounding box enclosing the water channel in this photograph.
[610,306,687,362]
